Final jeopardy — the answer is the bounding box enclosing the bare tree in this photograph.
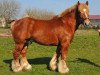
[25,8,55,20]
[0,0,20,24]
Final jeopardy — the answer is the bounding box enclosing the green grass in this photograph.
[0,29,100,75]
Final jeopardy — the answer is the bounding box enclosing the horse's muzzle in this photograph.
[84,19,90,26]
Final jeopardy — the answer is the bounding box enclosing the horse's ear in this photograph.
[86,1,88,5]
[77,1,80,6]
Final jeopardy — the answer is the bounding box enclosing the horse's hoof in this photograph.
[20,60,32,71]
[12,66,23,72]
[23,64,32,71]
[49,53,57,71]
[12,60,22,72]
[49,62,57,71]
[58,60,69,74]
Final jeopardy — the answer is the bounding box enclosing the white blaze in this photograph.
[83,9,86,12]
[83,9,88,18]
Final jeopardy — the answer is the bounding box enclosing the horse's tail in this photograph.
[10,20,16,31]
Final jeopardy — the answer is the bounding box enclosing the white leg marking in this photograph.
[58,59,69,74]
[20,57,32,71]
[12,60,22,72]
[49,53,57,71]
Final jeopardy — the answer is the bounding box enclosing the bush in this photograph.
[24,8,55,20]
[96,24,100,29]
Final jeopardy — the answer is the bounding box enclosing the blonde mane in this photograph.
[59,4,78,17]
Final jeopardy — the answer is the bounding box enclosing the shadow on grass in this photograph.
[3,59,12,71]
[28,57,51,70]
[28,57,51,65]
[71,58,100,68]
[3,57,51,70]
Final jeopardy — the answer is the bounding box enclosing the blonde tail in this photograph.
[10,20,15,31]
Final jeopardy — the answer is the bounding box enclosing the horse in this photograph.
[11,1,90,73]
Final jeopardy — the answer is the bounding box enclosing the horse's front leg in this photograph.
[58,40,70,74]
[49,45,61,71]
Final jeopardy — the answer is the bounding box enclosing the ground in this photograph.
[0,28,100,75]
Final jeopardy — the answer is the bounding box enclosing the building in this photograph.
[0,17,6,27]
[89,15,100,26]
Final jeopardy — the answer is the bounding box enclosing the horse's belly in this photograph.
[33,34,58,46]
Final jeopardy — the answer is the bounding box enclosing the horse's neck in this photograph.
[62,10,77,33]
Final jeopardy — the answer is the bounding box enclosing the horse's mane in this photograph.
[59,4,78,17]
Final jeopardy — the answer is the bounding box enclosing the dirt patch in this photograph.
[0,33,12,37]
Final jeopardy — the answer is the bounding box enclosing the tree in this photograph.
[25,8,55,20]
[0,0,20,24]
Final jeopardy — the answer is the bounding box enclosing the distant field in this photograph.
[0,28,11,34]
[0,29,100,75]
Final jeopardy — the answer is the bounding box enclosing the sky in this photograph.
[17,0,100,16]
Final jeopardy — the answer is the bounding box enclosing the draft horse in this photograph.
[11,1,90,73]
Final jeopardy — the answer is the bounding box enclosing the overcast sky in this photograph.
[17,0,100,15]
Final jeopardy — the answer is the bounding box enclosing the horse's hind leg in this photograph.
[12,43,24,72]
[20,43,32,71]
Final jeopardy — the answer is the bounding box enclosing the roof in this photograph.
[89,15,100,19]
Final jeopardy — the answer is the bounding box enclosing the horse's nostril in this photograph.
[85,22,87,25]
[84,22,87,26]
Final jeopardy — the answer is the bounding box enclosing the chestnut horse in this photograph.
[11,1,90,73]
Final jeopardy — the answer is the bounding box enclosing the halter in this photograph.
[84,17,89,20]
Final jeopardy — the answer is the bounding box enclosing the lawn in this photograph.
[0,29,100,75]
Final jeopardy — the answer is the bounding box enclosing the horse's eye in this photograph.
[79,11,82,14]
[80,11,84,14]
[78,11,81,13]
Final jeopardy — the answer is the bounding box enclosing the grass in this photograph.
[0,29,100,75]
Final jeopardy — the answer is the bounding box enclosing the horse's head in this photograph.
[77,1,90,26]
